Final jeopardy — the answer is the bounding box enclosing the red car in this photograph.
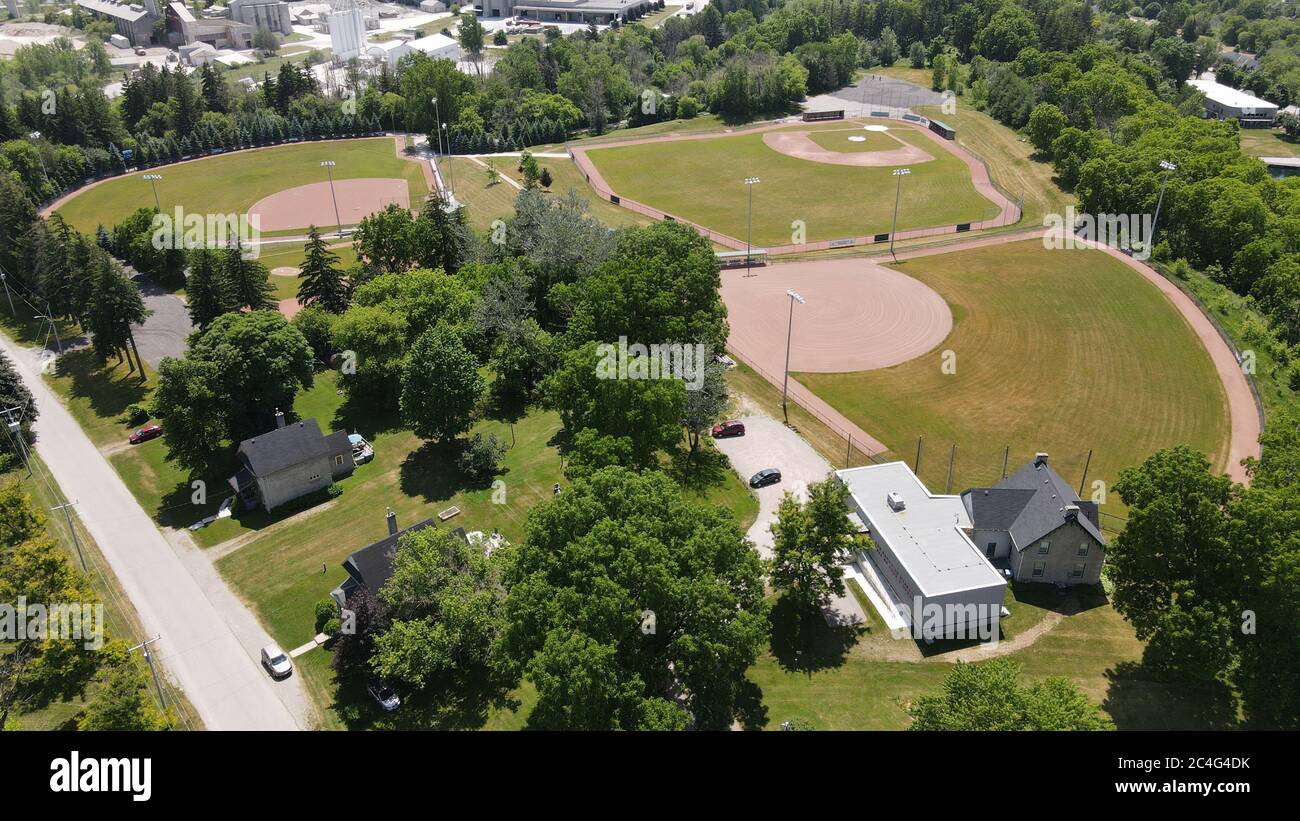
[129,424,162,445]
[711,420,745,438]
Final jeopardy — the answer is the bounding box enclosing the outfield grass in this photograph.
[792,240,1230,516]
[584,121,999,245]
[445,154,655,233]
[55,137,428,234]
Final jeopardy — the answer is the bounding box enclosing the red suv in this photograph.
[711,420,745,438]
[129,424,162,444]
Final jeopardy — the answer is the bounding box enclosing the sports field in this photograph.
[53,137,429,234]
[581,121,1000,246]
[791,240,1230,505]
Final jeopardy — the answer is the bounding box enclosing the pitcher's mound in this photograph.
[248,178,410,232]
[721,258,951,373]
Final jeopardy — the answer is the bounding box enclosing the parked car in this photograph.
[749,468,782,488]
[367,679,401,712]
[711,420,745,438]
[260,645,292,679]
[129,424,162,444]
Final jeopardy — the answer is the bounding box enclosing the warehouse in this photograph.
[836,462,1006,641]
[1188,76,1278,127]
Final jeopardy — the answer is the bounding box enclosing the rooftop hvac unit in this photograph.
[886,491,905,512]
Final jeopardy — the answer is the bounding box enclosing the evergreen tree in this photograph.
[186,248,229,330]
[221,244,276,312]
[296,227,349,313]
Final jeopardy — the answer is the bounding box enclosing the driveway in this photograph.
[0,333,311,730]
[130,274,193,368]
[711,411,837,558]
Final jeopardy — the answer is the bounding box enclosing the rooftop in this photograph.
[836,462,1005,598]
[962,455,1105,550]
[237,417,348,476]
[1188,76,1278,113]
[76,0,156,21]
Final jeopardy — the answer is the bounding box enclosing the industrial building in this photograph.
[836,462,1006,640]
[228,0,293,34]
[75,0,161,47]
[477,0,655,25]
[1188,76,1278,127]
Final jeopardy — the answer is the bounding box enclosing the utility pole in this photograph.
[2,405,32,478]
[50,500,86,571]
[142,173,163,212]
[28,131,50,186]
[914,435,922,474]
[945,444,956,494]
[1078,449,1093,497]
[129,637,167,710]
[889,167,911,261]
[35,308,62,355]
[320,161,342,237]
[0,270,15,316]
[1001,445,1009,480]
[781,289,805,424]
[743,176,760,277]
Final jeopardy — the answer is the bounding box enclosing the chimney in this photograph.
[1065,504,1080,521]
[385,507,398,535]
[275,408,285,429]
[1033,452,1049,466]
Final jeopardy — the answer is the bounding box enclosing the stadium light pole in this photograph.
[743,176,760,277]
[442,122,455,194]
[142,173,163,211]
[1149,159,1177,255]
[889,167,911,261]
[320,161,342,236]
[781,289,806,424]
[431,96,445,156]
[28,131,50,185]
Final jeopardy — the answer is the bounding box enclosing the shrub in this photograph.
[314,599,337,632]
[457,433,507,480]
[123,403,151,426]
[323,617,341,637]
[677,96,699,118]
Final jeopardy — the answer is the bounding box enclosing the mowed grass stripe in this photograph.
[792,240,1229,513]
[55,138,429,234]
[584,124,997,246]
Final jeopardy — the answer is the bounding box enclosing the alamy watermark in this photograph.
[596,336,709,391]
[1043,206,1154,260]
[893,596,999,646]
[0,597,104,650]
[151,207,262,259]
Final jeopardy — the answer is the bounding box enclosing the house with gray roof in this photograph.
[331,509,468,606]
[228,413,355,512]
[960,453,1106,586]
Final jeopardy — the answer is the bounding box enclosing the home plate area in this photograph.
[720,257,953,374]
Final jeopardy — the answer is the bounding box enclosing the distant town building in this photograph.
[166,2,255,49]
[228,0,292,35]
[479,0,654,24]
[74,0,160,47]
[1188,75,1278,128]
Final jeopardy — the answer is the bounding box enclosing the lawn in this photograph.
[807,127,899,153]
[583,120,999,245]
[445,154,655,233]
[54,137,428,235]
[749,582,1235,729]
[793,240,1231,519]
[1238,127,1300,159]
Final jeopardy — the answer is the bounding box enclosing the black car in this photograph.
[749,468,782,488]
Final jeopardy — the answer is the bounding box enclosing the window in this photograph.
[1072,563,1085,578]
[1038,540,1050,555]
[985,542,996,558]
[1032,561,1046,578]
[334,455,344,466]
[1077,542,1089,557]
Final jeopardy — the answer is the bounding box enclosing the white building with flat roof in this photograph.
[837,462,1006,640]
[1188,75,1278,127]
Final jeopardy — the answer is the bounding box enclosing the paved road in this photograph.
[0,333,310,730]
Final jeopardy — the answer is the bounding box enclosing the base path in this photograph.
[248,178,409,232]
[0,333,311,730]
